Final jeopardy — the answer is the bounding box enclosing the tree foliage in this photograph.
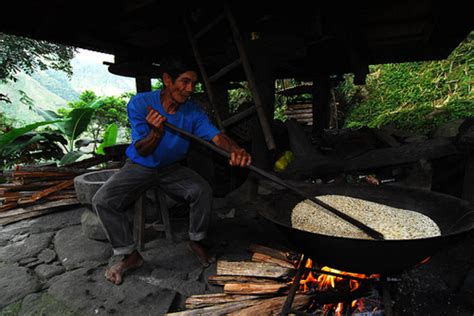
[341,31,473,134]
[0,33,76,82]
[62,90,130,149]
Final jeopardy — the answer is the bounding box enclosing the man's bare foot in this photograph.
[105,250,144,285]
[188,241,216,267]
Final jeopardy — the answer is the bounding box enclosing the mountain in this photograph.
[0,73,67,125]
[0,49,136,126]
[69,51,136,96]
[31,70,80,101]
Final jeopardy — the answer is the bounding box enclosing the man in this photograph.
[92,56,251,285]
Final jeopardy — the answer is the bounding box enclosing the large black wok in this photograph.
[259,184,474,275]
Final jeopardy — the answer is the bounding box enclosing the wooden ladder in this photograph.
[184,2,276,150]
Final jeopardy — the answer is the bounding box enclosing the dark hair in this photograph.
[160,56,198,82]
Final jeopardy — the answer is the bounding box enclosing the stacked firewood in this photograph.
[0,167,85,225]
[168,245,312,315]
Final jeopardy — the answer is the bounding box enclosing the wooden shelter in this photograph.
[1,0,472,156]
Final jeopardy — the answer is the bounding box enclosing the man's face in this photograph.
[164,71,198,104]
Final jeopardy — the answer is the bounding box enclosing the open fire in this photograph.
[298,258,382,315]
[168,244,396,315]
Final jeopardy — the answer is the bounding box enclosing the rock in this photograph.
[38,248,57,264]
[0,264,41,308]
[404,135,429,143]
[48,268,177,315]
[35,264,66,280]
[25,259,43,269]
[18,257,38,266]
[73,169,118,205]
[0,207,83,236]
[81,208,107,241]
[432,119,465,138]
[0,232,53,263]
[19,293,75,316]
[139,270,205,296]
[54,225,112,270]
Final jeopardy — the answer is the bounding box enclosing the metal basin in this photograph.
[259,184,474,275]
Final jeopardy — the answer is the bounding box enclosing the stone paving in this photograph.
[1,186,473,315]
[0,196,290,315]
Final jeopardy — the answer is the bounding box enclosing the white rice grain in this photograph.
[291,195,441,240]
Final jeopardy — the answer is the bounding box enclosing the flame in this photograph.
[299,260,379,292]
[297,258,380,314]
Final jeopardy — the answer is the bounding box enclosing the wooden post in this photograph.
[312,74,331,136]
[250,54,276,171]
[136,76,151,93]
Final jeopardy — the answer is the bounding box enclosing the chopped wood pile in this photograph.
[168,244,312,315]
[0,167,86,225]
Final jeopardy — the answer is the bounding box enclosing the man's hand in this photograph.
[212,132,252,168]
[146,106,166,136]
[229,148,251,167]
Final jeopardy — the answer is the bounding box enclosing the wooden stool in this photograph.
[133,187,172,250]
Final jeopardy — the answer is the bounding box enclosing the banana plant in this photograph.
[0,120,63,169]
[96,123,118,155]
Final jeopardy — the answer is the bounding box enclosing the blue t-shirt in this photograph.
[125,90,220,168]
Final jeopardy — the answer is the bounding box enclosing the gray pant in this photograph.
[92,161,212,256]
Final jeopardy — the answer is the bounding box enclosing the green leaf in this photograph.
[89,97,107,110]
[59,150,85,166]
[1,134,44,157]
[62,108,95,150]
[96,123,118,155]
[0,120,61,150]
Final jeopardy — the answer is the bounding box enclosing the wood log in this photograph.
[9,171,77,178]
[65,155,110,169]
[0,202,17,212]
[12,166,89,174]
[30,179,74,201]
[286,113,313,119]
[185,293,261,309]
[0,198,79,225]
[166,299,262,316]
[228,294,311,316]
[208,275,282,286]
[248,244,299,262]
[287,103,312,110]
[45,194,77,201]
[217,261,293,279]
[251,252,295,269]
[20,176,75,185]
[0,180,64,191]
[224,282,288,295]
[285,108,313,115]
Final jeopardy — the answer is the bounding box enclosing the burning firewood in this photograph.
[185,293,261,309]
[208,275,282,286]
[217,261,294,279]
[224,282,288,295]
[166,300,262,315]
[251,252,296,268]
[171,244,379,315]
[227,294,311,316]
[248,244,299,264]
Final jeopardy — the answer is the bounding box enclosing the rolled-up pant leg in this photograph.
[92,162,156,256]
[156,164,213,241]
